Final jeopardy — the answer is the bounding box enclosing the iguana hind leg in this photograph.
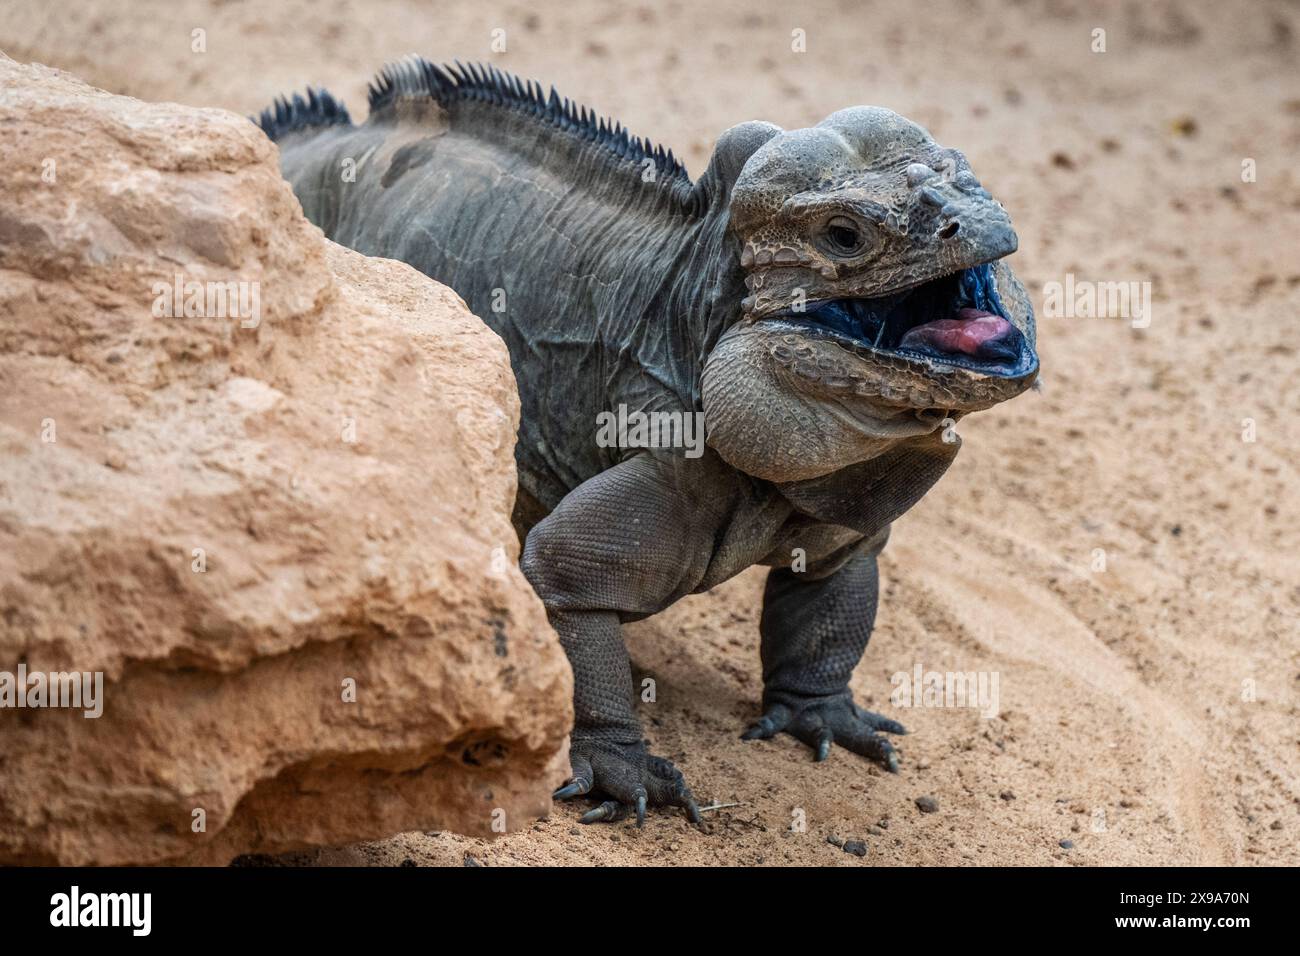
[744,531,906,771]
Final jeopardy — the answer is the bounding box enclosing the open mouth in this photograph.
[770,262,1036,378]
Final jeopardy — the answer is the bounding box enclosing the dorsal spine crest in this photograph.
[365,55,689,183]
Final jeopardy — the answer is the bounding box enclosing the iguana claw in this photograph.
[552,779,591,800]
[815,727,834,762]
[580,801,625,824]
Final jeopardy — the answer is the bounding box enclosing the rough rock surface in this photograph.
[0,55,572,866]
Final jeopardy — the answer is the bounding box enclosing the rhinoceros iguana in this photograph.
[256,57,1039,827]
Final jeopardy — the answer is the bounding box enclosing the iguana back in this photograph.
[264,59,743,516]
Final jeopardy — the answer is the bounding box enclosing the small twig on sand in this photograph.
[697,802,745,813]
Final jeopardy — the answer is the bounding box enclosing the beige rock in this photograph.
[0,55,572,866]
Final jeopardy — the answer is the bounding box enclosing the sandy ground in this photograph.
[4,0,1297,866]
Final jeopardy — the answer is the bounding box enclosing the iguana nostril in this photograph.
[938,221,960,239]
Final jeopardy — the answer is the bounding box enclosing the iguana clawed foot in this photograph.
[742,693,905,771]
[553,738,702,827]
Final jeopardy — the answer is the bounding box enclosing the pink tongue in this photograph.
[899,308,1012,357]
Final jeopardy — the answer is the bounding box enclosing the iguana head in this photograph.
[702,108,1039,482]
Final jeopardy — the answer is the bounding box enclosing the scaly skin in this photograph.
[258,58,1040,827]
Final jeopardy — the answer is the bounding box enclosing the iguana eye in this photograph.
[821,215,870,257]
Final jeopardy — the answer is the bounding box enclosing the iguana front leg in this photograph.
[544,608,699,825]
[743,531,906,770]
[521,453,727,826]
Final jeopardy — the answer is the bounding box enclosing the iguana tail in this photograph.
[252,87,352,142]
